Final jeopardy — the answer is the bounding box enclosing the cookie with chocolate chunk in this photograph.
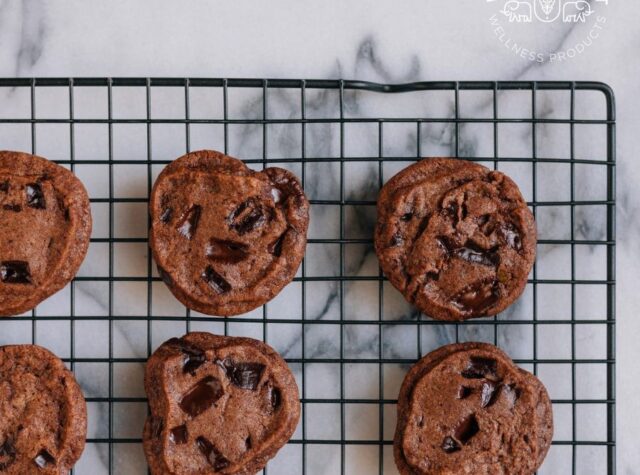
[375,158,536,321]
[149,150,309,316]
[143,332,300,475]
[0,344,87,473]
[0,151,92,316]
[394,342,553,475]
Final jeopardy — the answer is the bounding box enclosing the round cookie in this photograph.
[394,342,553,475]
[0,151,92,316]
[0,344,87,473]
[143,332,301,475]
[375,158,536,321]
[149,150,309,316]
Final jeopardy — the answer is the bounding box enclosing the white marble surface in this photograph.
[0,0,636,474]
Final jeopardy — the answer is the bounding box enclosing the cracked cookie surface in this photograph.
[375,158,536,321]
[394,342,553,475]
[0,151,92,316]
[0,344,87,474]
[143,332,300,475]
[149,150,309,316]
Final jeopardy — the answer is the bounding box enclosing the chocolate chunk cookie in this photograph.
[375,158,536,321]
[149,150,309,316]
[143,332,300,474]
[0,344,87,473]
[0,151,92,316]
[394,342,553,475]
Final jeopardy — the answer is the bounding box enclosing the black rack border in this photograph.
[0,78,616,474]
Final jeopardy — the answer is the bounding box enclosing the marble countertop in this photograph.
[0,1,635,474]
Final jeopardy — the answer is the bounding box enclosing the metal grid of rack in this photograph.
[0,78,615,474]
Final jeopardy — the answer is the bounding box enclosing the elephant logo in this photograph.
[486,0,608,62]
[533,0,562,22]
[501,0,533,22]
[562,0,593,22]
[494,0,602,23]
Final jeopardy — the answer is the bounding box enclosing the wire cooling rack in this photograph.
[0,78,615,474]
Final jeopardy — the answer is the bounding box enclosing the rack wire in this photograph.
[0,78,615,474]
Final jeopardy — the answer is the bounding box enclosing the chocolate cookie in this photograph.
[0,344,87,473]
[375,158,536,321]
[143,332,300,474]
[394,342,553,475]
[149,150,309,316]
[0,151,92,316]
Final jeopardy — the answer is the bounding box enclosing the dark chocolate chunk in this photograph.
[453,245,499,267]
[169,425,188,444]
[445,201,458,215]
[268,231,287,257]
[228,197,267,235]
[454,414,479,445]
[269,385,282,411]
[0,439,16,470]
[201,266,232,294]
[500,224,522,251]
[177,205,202,240]
[0,181,8,192]
[166,337,199,352]
[477,214,490,227]
[502,384,521,407]
[26,183,46,209]
[416,214,432,236]
[150,416,164,438]
[271,187,283,204]
[460,203,468,220]
[436,236,454,256]
[480,381,499,408]
[160,207,173,223]
[425,271,440,282]
[1,261,32,284]
[2,204,21,212]
[206,239,249,263]
[33,449,55,468]
[452,280,500,315]
[196,436,230,471]
[444,201,461,226]
[441,436,460,453]
[167,338,207,375]
[183,352,206,376]
[389,233,404,247]
[179,376,224,418]
[461,356,499,380]
[222,360,265,390]
[457,386,472,399]
[166,338,207,375]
